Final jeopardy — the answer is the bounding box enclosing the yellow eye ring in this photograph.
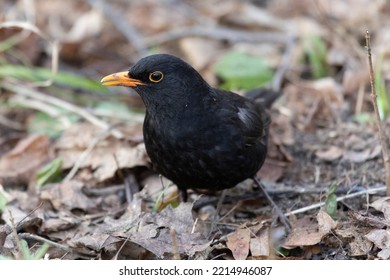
[149,71,164,83]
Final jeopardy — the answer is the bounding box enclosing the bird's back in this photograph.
[143,87,271,191]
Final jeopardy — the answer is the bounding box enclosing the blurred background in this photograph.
[0,0,389,260]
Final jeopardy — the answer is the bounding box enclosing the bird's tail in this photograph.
[244,88,282,109]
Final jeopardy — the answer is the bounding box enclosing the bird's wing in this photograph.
[237,101,270,147]
[215,90,269,147]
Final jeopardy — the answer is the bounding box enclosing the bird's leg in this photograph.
[208,189,227,236]
[179,187,188,202]
[124,173,140,203]
[253,176,291,232]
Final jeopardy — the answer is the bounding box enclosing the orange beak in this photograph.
[100,71,145,87]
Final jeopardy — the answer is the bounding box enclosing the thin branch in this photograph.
[285,185,386,217]
[7,210,24,259]
[18,233,71,253]
[88,0,148,58]
[64,127,113,181]
[272,33,296,91]
[142,26,294,47]
[253,176,292,232]
[365,31,390,196]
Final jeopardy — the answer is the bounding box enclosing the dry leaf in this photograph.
[105,203,210,258]
[249,227,270,257]
[227,228,251,260]
[365,229,390,249]
[315,146,343,162]
[349,234,373,256]
[41,217,80,234]
[378,248,390,260]
[370,197,390,221]
[56,123,148,182]
[365,229,390,259]
[284,211,335,247]
[69,232,112,252]
[0,135,51,185]
[349,211,388,229]
[342,145,382,163]
[40,181,97,211]
[318,210,337,234]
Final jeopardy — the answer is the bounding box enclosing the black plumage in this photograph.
[101,54,276,201]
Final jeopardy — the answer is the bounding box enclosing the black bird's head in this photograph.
[101,54,211,111]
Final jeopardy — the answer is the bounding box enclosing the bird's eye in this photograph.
[149,71,164,83]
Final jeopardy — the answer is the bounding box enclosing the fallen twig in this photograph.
[64,125,115,181]
[285,185,386,217]
[142,25,294,47]
[272,33,296,91]
[18,233,71,253]
[365,31,390,196]
[88,0,148,58]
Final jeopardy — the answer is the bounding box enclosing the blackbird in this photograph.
[101,54,277,202]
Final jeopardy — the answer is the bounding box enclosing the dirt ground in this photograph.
[0,0,390,260]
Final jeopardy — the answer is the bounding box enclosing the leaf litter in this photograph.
[0,0,390,260]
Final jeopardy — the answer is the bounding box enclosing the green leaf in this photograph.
[36,158,63,188]
[214,51,274,90]
[27,111,79,138]
[304,36,330,79]
[94,101,144,120]
[0,188,8,213]
[31,243,50,260]
[21,239,33,260]
[353,112,374,124]
[325,184,338,220]
[0,65,108,92]
[20,240,49,260]
[374,55,389,119]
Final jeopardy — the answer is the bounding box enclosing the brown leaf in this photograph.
[2,205,42,234]
[104,202,210,258]
[249,227,270,257]
[378,248,390,260]
[40,181,97,212]
[256,160,284,182]
[370,197,390,221]
[315,146,343,162]
[318,210,337,235]
[41,217,80,234]
[227,228,251,260]
[349,234,373,256]
[281,79,343,131]
[69,232,112,252]
[284,212,335,248]
[56,123,148,182]
[342,145,382,163]
[365,229,390,259]
[365,229,390,250]
[349,211,388,229]
[0,135,51,185]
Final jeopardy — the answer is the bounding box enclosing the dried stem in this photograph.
[285,185,386,217]
[365,31,390,196]
[2,82,124,139]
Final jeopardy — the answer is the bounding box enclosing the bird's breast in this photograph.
[142,110,266,189]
